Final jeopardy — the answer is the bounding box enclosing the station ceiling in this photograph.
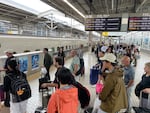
[42,0,150,23]
[0,0,150,34]
[0,2,85,34]
[0,3,47,24]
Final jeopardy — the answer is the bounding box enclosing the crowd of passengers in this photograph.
[0,43,150,113]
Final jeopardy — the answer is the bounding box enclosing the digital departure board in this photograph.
[128,17,150,31]
[85,17,121,31]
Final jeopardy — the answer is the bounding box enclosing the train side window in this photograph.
[35,49,40,51]
[24,50,30,52]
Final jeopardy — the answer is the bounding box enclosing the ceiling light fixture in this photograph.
[62,0,85,18]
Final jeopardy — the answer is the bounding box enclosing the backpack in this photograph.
[75,59,83,76]
[7,72,31,102]
[73,82,90,108]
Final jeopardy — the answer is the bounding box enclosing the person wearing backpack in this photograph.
[47,67,78,113]
[69,50,80,81]
[3,58,31,113]
[77,44,85,76]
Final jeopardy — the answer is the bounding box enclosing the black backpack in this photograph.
[75,59,83,76]
[8,72,31,102]
[73,82,90,108]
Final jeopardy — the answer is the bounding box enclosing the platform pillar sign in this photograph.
[102,32,109,37]
[88,31,92,44]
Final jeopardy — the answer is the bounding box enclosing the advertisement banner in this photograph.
[31,54,39,70]
[19,56,28,72]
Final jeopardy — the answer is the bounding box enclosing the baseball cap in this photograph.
[100,53,116,63]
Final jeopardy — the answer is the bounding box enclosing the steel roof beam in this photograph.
[85,0,96,14]
[136,0,148,12]
[43,0,84,23]
[74,0,88,15]
[0,7,34,18]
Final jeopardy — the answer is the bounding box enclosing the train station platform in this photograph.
[0,51,149,113]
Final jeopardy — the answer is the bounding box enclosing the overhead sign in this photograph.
[128,17,150,31]
[102,32,109,36]
[85,17,121,31]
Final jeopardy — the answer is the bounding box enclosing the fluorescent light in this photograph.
[62,0,85,18]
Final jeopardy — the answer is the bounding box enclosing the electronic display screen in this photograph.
[128,17,150,31]
[85,17,121,31]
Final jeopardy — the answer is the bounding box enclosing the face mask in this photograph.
[105,70,110,73]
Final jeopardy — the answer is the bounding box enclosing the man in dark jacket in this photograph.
[43,48,53,80]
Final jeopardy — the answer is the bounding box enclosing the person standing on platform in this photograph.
[0,49,15,107]
[43,48,53,81]
[4,58,31,113]
[42,56,64,88]
[57,47,65,66]
[78,44,84,76]
[96,46,108,83]
[135,62,150,109]
[99,53,128,113]
[69,50,80,81]
[47,67,78,113]
[121,56,135,113]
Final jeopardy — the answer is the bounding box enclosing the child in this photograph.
[47,67,78,113]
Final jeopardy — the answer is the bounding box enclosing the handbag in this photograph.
[96,81,104,94]
[40,67,47,75]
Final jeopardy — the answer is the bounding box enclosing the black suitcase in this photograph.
[39,74,52,92]
[133,92,150,113]
[39,77,48,92]
[35,88,52,113]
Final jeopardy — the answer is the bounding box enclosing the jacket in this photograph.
[44,53,53,69]
[135,74,150,98]
[47,86,78,113]
[99,68,128,113]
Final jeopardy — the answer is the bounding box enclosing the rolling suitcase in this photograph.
[35,88,53,113]
[133,92,150,113]
[39,77,49,92]
[38,68,51,92]
[90,67,99,85]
